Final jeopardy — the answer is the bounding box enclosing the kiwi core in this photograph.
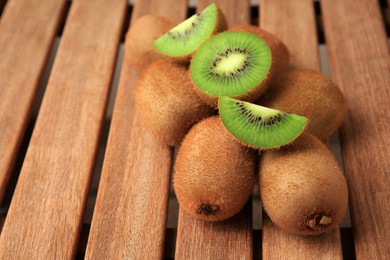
[213,52,249,75]
[242,101,282,118]
[168,15,199,38]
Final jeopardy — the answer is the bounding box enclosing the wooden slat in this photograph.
[0,0,126,258]
[131,0,187,24]
[0,0,66,202]
[260,0,320,70]
[176,203,253,259]
[197,0,250,27]
[260,0,343,258]
[174,1,253,259]
[85,0,187,259]
[321,0,390,258]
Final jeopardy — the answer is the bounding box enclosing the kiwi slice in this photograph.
[190,31,272,107]
[219,96,307,149]
[153,3,226,58]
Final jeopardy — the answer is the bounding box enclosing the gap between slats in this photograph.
[0,0,7,17]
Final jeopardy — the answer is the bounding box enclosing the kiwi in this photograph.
[190,31,273,107]
[153,3,227,58]
[124,15,176,69]
[259,133,348,235]
[257,69,347,139]
[219,96,307,149]
[134,59,213,146]
[230,25,290,76]
[174,116,256,221]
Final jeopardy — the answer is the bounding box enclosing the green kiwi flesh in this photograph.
[219,96,307,149]
[190,31,272,106]
[174,116,256,221]
[153,3,226,57]
[259,133,348,235]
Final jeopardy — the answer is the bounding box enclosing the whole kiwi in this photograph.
[174,116,256,221]
[125,15,176,69]
[230,25,290,76]
[259,133,348,235]
[257,69,347,139]
[134,59,213,146]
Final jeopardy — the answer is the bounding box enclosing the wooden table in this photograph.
[0,0,389,259]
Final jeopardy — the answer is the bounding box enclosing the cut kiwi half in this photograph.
[219,96,307,149]
[190,31,272,107]
[153,3,226,58]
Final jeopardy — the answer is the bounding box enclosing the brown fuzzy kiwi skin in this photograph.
[174,116,256,221]
[134,59,213,146]
[124,15,176,70]
[192,26,289,108]
[257,69,347,140]
[259,133,348,235]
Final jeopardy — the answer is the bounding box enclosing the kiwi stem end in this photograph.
[197,203,220,216]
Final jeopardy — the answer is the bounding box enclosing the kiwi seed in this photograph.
[174,116,256,221]
[134,59,213,146]
[219,96,307,149]
[259,133,348,235]
[257,69,347,140]
[153,3,227,58]
[125,15,176,69]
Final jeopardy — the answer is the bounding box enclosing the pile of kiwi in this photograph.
[131,3,348,235]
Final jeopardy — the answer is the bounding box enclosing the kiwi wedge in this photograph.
[190,31,272,107]
[174,116,256,221]
[219,96,307,149]
[259,133,348,235]
[257,69,347,140]
[125,15,176,69]
[153,3,226,58]
[134,59,213,146]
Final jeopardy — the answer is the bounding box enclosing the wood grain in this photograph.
[0,0,66,202]
[85,0,187,259]
[260,0,343,258]
[174,1,253,259]
[176,203,253,259]
[131,0,188,24]
[0,0,126,258]
[260,0,321,70]
[197,0,250,27]
[321,0,390,258]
